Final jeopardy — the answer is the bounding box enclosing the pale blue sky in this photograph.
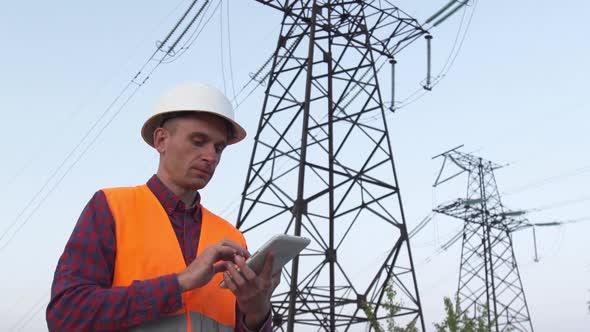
[0,0,588,331]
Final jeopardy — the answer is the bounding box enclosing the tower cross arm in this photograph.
[346,1,429,58]
[254,1,428,58]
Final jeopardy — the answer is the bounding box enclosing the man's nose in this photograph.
[201,144,219,164]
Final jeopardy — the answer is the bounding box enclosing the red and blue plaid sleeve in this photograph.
[46,190,183,331]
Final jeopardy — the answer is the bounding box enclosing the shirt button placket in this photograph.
[183,211,191,265]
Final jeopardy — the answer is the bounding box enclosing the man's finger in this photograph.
[223,272,238,293]
[234,255,256,281]
[212,246,239,262]
[226,261,247,287]
[213,262,228,274]
[220,239,251,258]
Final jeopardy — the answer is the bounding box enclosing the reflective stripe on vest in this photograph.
[123,311,233,332]
[103,185,245,331]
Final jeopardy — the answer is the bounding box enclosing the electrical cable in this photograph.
[161,0,220,64]
[408,213,434,239]
[0,0,216,253]
[0,63,156,253]
[8,291,49,332]
[356,0,479,124]
[526,196,590,213]
[146,1,480,230]
[1,0,190,192]
[503,165,590,196]
[418,228,464,266]
[219,0,227,95]
[226,0,237,101]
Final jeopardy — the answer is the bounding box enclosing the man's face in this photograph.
[154,113,228,191]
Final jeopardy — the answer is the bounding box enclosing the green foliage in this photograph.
[433,297,491,332]
[362,281,417,332]
[362,281,493,332]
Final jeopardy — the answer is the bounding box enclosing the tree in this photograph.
[362,281,492,332]
[362,282,418,332]
[434,297,491,332]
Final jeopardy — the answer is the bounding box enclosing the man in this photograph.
[47,82,278,331]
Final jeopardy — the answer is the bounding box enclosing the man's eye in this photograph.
[192,140,205,146]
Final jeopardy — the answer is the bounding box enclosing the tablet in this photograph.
[220,234,310,288]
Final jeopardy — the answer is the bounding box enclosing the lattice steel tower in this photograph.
[433,147,534,332]
[236,1,429,331]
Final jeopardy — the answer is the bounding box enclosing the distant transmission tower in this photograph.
[432,146,534,332]
[237,1,429,331]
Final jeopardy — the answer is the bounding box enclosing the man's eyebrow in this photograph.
[189,132,227,145]
[188,132,209,140]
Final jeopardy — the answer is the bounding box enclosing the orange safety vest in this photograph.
[103,185,246,332]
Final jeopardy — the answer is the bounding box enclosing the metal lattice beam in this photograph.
[238,1,428,331]
[433,149,534,332]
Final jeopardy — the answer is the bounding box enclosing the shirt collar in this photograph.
[147,175,201,216]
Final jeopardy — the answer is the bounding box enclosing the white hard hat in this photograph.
[141,82,246,147]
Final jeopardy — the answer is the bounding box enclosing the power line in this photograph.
[417,227,464,266]
[0,0,215,254]
[526,195,590,213]
[409,213,435,239]
[219,0,227,95]
[521,218,590,262]
[230,29,305,109]
[503,165,590,196]
[218,19,330,220]
[520,217,590,229]
[235,3,431,328]
[401,0,479,109]
[1,1,196,244]
[0,76,140,248]
[0,67,154,253]
[226,0,237,101]
[428,0,476,87]
[357,0,479,123]
[161,0,220,64]
[414,215,590,268]
[1,0,190,192]
[8,291,49,332]
[165,0,210,54]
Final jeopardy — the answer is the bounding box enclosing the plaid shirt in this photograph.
[47,175,271,331]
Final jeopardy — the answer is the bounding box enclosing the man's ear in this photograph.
[153,127,168,153]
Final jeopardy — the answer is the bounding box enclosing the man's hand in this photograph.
[222,253,281,330]
[177,239,248,291]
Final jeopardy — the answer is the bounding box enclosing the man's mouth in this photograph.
[191,167,211,177]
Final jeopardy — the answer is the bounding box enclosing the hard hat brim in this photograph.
[141,110,247,147]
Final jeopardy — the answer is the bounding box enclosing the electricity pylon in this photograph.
[236,1,429,331]
[432,146,534,332]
